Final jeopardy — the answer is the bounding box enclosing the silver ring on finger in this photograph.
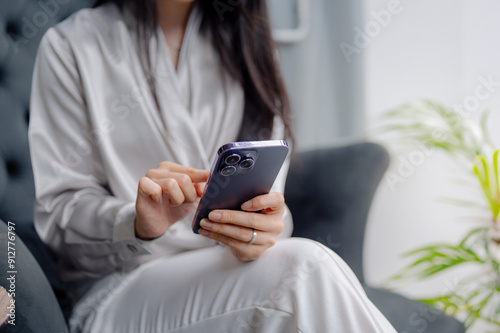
[248,229,257,244]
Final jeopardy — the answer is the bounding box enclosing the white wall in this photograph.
[362,0,500,331]
[270,0,366,149]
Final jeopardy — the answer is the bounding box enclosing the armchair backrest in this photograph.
[0,0,92,224]
[0,0,93,321]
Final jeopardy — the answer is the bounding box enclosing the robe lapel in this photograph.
[153,8,211,170]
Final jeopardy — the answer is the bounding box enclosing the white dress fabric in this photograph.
[28,3,396,333]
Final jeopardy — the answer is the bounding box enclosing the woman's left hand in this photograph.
[198,192,285,262]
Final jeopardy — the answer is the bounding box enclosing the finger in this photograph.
[145,168,172,180]
[169,173,199,202]
[241,192,285,212]
[157,161,209,183]
[146,168,209,185]
[148,168,210,184]
[198,229,264,261]
[200,219,273,245]
[209,210,285,234]
[148,172,199,202]
[208,210,286,234]
[187,168,210,183]
[154,178,185,205]
[195,182,206,197]
[208,210,263,230]
[138,177,162,204]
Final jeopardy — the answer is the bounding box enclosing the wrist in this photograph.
[134,216,161,241]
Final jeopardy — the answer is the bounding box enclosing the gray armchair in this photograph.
[0,0,465,332]
[285,145,465,332]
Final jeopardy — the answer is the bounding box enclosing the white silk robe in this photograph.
[29,4,396,333]
[29,3,292,295]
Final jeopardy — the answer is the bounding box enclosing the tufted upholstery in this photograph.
[0,0,93,322]
[0,1,92,220]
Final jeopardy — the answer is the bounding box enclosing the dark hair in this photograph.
[93,0,294,144]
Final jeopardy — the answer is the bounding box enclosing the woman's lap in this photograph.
[70,238,395,333]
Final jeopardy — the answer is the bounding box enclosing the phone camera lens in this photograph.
[239,158,254,170]
[225,154,241,165]
[220,165,236,176]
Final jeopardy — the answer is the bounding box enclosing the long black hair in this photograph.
[93,0,294,144]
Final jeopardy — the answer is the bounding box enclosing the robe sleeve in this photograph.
[29,27,150,279]
[270,118,294,238]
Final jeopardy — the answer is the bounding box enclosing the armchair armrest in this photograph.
[284,142,465,332]
[284,142,389,283]
[0,219,68,333]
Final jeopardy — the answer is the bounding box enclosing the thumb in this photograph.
[138,177,163,204]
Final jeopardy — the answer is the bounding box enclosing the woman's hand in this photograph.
[198,192,285,261]
[135,161,209,240]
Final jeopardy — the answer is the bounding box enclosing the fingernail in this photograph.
[209,212,222,221]
[241,201,252,210]
[199,229,209,236]
[200,219,212,228]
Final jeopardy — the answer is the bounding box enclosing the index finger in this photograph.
[185,168,210,183]
[158,161,209,183]
[241,192,284,212]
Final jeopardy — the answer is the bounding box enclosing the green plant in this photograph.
[379,100,500,330]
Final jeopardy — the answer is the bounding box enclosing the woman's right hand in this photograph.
[134,161,209,240]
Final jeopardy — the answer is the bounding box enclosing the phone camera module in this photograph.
[225,154,241,165]
[220,165,236,176]
[239,158,254,170]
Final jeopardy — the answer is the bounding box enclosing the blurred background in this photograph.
[270,0,500,331]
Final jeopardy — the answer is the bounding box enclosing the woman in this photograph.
[29,0,396,331]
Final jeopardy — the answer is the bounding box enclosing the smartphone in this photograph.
[192,140,289,234]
